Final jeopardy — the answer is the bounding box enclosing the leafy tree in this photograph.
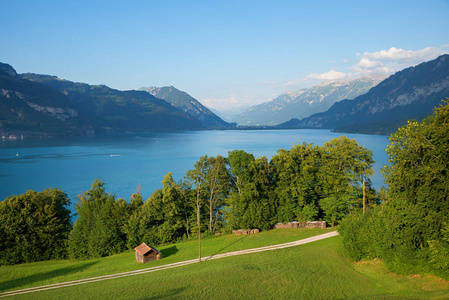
[204,155,229,232]
[271,142,322,223]
[341,100,449,279]
[68,179,129,259]
[320,136,375,225]
[227,150,276,230]
[125,172,185,248]
[0,188,71,265]
[380,100,449,275]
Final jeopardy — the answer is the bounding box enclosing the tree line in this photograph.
[0,135,376,265]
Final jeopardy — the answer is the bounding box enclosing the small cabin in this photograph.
[134,243,162,263]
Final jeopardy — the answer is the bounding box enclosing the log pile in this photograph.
[232,229,260,236]
[274,221,326,229]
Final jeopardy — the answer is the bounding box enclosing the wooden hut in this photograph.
[134,243,162,263]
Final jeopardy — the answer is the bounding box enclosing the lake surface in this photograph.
[0,130,389,209]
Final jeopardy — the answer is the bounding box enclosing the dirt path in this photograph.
[0,231,339,298]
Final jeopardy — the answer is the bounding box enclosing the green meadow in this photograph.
[1,229,448,299]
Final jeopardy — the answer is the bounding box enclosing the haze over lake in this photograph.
[0,129,389,209]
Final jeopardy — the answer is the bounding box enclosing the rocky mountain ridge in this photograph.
[278,54,449,134]
[233,76,384,126]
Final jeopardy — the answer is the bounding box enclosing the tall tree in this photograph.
[185,156,209,261]
[272,142,321,223]
[0,188,71,265]
[68,179,129,259]
[124,172,185,249]
[227,150,276,230]
[320,136,375,225]
[204,155,229,232]
[381,100,449,273]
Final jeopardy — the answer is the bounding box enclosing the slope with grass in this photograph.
[1,229,447,299]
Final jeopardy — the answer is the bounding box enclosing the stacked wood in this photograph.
[232,229,260,236]
[274,221,326,229]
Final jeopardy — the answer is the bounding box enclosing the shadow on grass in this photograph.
[205,235,249,261]
[160,246,178,258]
[0,261,97,292]
[142,287,186,299]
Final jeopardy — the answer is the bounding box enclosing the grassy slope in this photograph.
[1,229,448,299]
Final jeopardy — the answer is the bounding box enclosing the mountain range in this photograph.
[233,76,385,126]
[0,64,230,137]
[2,54,448,137]
[277,54,449,134]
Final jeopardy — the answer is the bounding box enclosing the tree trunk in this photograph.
[362,180,366,214]
[196,180,201,263]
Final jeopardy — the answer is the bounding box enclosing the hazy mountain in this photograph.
[0,63,88,137]
[278,54,449,135]
[140,86,232,128]
[233,76,384,126]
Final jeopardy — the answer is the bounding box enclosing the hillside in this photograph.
[19,73,203,135]
[0,63,88,137]
[1,230,447,299]
[233,76,384,126]
[140,86,232,128]
[278,54,449,134]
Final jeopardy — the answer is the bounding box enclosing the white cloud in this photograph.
[352,46,449,76]
[305,69,348,81]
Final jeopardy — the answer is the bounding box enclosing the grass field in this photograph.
[1,228,448,299]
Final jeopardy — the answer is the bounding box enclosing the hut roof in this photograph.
[135,243,161,256]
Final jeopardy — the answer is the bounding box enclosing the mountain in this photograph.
[277,54,449,135]
[233,76,384,126]
[140,86,232,128]
[0,63,89,137]
[1,62,206,137]
[20,74,204,134]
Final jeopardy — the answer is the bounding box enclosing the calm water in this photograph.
[0,130,389,209]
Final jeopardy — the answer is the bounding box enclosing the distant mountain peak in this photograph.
[139,86,231,128]
[233,76,384,126]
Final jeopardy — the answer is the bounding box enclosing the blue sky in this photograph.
[1,0,448,112]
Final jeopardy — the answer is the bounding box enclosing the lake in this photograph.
[0,129,389,209]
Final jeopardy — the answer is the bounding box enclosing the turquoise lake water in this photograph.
[0,129,389,208]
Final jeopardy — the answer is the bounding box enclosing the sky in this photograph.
[1,0,449,113]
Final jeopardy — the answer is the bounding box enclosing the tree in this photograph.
[227,150,276,230]
[340,100,449,278]
[203,155,229,232]
[68,179,129,259]
[185,156,209,261]
[0,188,71,265]
[124,172,185,249]
[380,100,449,275]
[320,136,375,225]
[271,142,322,223]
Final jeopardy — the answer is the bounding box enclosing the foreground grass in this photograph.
[0,228,327,292]
[2,229,448,299]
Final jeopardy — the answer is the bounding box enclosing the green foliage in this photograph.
[124,173,186,248]
[68,179,131,260]
[0,188,71,265]
[341,100,449,279]
[226,151,276,230]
